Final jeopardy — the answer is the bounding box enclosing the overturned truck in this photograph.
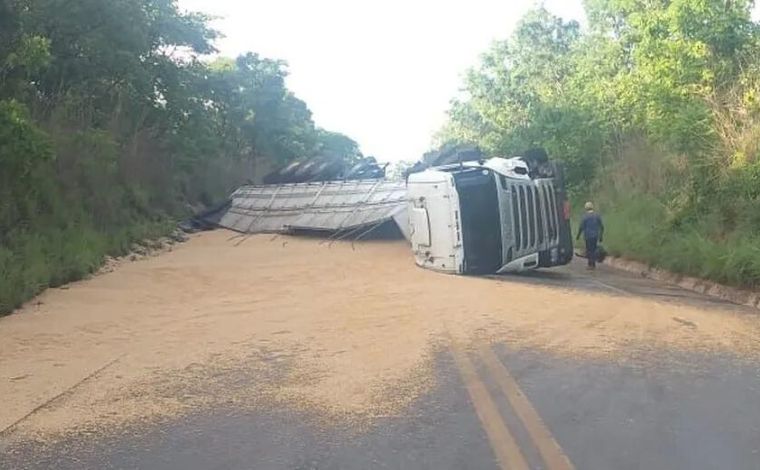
[209,147,573,274]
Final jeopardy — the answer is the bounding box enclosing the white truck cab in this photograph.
[407,157,566,275]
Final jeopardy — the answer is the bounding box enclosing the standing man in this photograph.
[576,201,604,269]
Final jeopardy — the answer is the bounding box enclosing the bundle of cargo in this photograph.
[262,156,387,185]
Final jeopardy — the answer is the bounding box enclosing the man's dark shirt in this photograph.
[577,212,604,240]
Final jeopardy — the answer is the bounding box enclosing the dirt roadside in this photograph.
[2,230,759,442]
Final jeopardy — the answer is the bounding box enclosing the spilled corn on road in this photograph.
[2,231,760,469]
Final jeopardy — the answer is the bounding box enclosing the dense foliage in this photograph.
[0,0,360,313]
[440,0,760,287]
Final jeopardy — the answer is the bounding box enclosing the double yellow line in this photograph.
[449,339,575,470]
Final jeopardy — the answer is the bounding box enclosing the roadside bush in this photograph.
[0,100,176,315]
[574,189,760,289]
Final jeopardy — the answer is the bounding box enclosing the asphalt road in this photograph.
[3,259,760,470]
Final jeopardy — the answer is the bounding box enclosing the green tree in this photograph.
[440,1,760,287]
[0,0,359,314]
[314,129,363,163]
[441,8,594,185]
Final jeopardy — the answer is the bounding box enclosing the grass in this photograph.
[0,217,174,316]
[573,192,760,290]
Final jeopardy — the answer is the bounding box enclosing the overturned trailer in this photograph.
[218,179,409,239]
[211,153,573,274]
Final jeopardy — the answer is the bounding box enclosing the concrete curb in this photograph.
[605,256,760,311]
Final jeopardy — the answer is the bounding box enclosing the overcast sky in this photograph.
[175,1,587,161]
